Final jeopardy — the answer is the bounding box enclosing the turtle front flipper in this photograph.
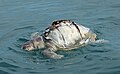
[42,47,64,59]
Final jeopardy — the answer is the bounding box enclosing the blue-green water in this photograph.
[0,0,120,74]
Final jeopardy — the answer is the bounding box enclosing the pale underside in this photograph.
[44,24,90,50]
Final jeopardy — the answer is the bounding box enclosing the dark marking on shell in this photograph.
[43,20,79,41]
[44,32,49,37]
[72,22,83,40]
[51,20,72,29]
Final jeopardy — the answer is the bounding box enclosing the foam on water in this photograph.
[94,39,109,44]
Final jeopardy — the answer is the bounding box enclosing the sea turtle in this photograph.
[21,20,97,59]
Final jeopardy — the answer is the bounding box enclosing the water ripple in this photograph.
[0,62,19,68]
[0,70,9,74]
[0,0,120,74]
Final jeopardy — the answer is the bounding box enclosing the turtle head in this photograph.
[21,32,45,51]
[21,40,35,51]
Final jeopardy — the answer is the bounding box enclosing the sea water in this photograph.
[0,0,120,74]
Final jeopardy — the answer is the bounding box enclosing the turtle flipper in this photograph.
[42,49,64,59]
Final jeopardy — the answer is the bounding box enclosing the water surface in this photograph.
[0,0,120,74]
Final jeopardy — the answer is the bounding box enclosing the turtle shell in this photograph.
[43,20,90,48]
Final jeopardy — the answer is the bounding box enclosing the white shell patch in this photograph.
[43,20,91,48]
